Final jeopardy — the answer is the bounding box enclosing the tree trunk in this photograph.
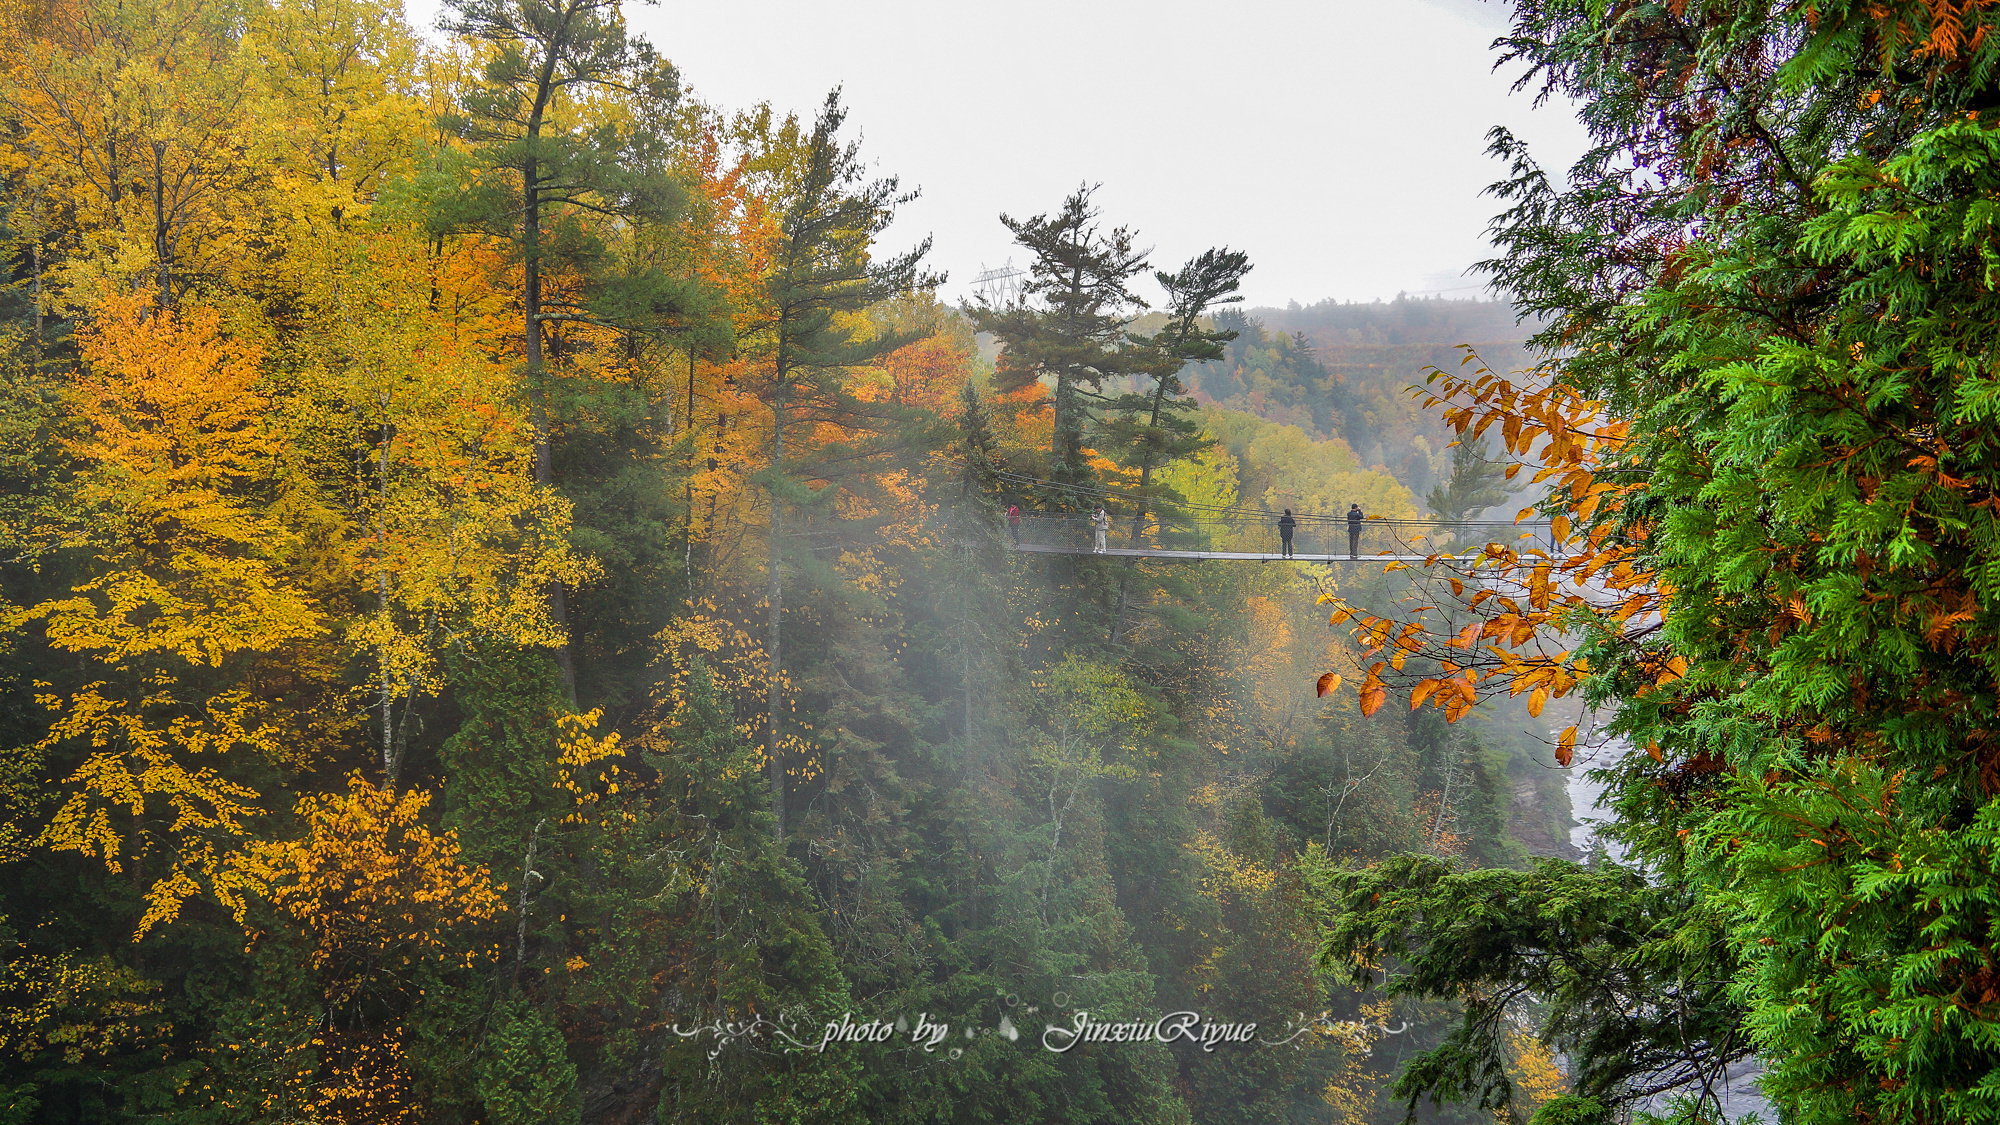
[1429,737,1462,849]
[510,819,545,990]
[522,131,578,706]
[378,416,396,781]
[30,224,41,355]
[683,350,697,577]
[1111,379,1171,643]
[766,387,787,840]
[151,143,170,306]
[1051,370,1077,481]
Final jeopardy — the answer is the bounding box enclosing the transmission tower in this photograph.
[970,259,1026,307]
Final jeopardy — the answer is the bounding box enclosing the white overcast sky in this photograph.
[404,0,1590,310]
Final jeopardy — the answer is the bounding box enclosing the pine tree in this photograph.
[751,89,933,839]
[957,377,999,498]
[968,185,1148,490]
[440,0,686,701]
[1101,248,1250,641]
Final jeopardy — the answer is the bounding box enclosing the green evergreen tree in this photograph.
[969,185,1148,489]
[1316,3,2000,1122]
[1422,437,1508,523]
[750,88,933,840]
[1311,854,1742,1123]
[958,376,1000,498]
[645,659,862,1124]
[1101,248,1251,643]
[440,0,696,701]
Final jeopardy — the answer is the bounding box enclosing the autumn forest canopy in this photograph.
[7,0,2000,1123]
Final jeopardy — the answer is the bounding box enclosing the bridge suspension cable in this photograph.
[978,464,1532,530]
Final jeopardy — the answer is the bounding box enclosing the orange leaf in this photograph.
[1527,687,1547,718]
[1410,679,1441,709]
[1315,672,1342,698]
[1556,726,1577,767]
[1359,664,1387,717]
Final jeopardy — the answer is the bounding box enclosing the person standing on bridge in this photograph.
[1347,502,1364,557]
[1092,506,1109,553]
[1007,503,1021,546]
[1277,509,1297,558]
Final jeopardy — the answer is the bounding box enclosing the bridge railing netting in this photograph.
[1010,513,1552,557]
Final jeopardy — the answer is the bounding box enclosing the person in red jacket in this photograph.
[1006,504,1021,546]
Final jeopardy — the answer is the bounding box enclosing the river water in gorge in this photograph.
[1557,732,1770,1121]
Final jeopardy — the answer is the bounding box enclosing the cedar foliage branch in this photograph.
[1313,1,2000,1120]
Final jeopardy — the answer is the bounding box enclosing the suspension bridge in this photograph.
[975,465,1552,563]
[1008,512,1554,563]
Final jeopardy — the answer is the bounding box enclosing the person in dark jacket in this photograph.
[1277,509,1297,558]
[1347,502,1364,557]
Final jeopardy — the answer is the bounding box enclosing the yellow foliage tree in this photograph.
[0,0,257,307]
[1505,1025,1569,1118]
[0,946,162,1068]
[223,776,503,1123]
[340,320,599,783]
[23,297,326,933]
[1319,998,1397,1125]
[247,0,421,217]
[233,776,502,1001]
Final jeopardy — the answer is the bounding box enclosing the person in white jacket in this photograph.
[1092,507,1109,553]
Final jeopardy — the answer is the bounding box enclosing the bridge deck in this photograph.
[1012,543,1473,563]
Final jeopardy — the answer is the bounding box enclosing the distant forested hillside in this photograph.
[1180,297,1535,501]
